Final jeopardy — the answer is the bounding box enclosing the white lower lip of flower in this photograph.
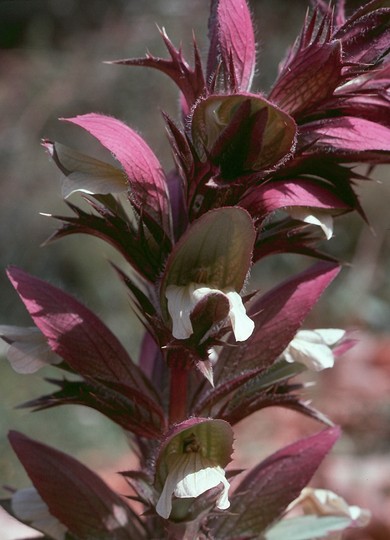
[0,325,61,374]
[225,289,255,341]
[165,284,197,340]
[291,487,371,527]
[288,208,334,240]
[156,452,230,519]
[165,283,254,342]
[283,329,345,371]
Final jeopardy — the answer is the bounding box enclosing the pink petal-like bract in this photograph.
[301,116,390,159]
[208,0,256,90]
[64,113,171,235]
[241,179,350,218]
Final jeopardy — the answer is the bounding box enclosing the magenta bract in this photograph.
[65,114,172,237]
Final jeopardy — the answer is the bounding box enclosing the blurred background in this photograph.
[0,1,389,538]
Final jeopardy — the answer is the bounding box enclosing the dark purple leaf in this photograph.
[210,427,341,538]
[46,199,165,282]
[270,156,367,217]
[111,29,206,111]
[21,377,164,439]
[334,5,390,69]
[121,471,156,507]
[7,267,165,431]
[165,167,189,241]
[8,267,145,391]
[253,220,339,263]
[220,380,333,427]
[9,431,146,539]
[214,261,341,384]
[276,8,332,79]
[327,60,390,127]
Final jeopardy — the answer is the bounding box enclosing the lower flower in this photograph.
[156,450,230,519]
[155,418,234,520]
[292,487,371,526]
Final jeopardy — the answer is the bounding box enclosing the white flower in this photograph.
[165,283,254,342]
[266,488,370,540]
[283,329,345,371]
[288,208,334,240]
[11,487,68,540]
[295,488,371,526]
[156,451,230,519]
[0,325,61,374]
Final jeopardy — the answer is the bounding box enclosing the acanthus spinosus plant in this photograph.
[1,0,389,538]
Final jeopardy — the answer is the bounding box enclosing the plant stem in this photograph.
[168,361,189,425]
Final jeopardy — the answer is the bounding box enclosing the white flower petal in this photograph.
[165,285,196,339]
[314,329,345,346]
[283,329,345,371]
[47,142,126,199]
[0,325,61,374]
[287,340,335,370]
[165,283,254,342]
[196,359,214,387]
[103,504,129,531]
[156,452,230,519]
[12,487,67,540]
[225,290,255,341]
[295,488,371,527]
[289,208,334,240]
[156,454,188,519]
[174,453,230,505]
[208,346,220,365]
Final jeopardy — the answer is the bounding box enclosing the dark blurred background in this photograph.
[0,1,389,536]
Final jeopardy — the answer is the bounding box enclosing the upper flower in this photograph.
[165,283,254,341]
[43,0,390,279]
[160,207,256,344]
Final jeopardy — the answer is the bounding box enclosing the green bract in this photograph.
[160,206,255,322]
[155,417,234,490]
[191,94,297,171]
